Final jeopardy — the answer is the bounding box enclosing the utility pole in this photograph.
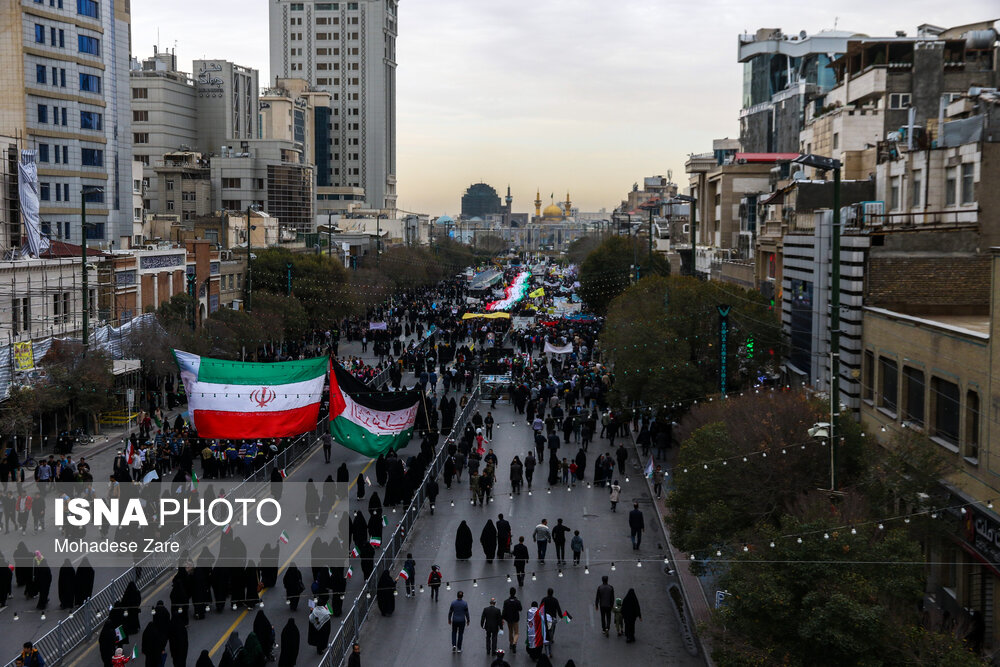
[376,213,383,268]
[286,262,293,296]
[80,186,103,352]
[246,205,254,313]
[647,205,654,270]
[327,211,333,258]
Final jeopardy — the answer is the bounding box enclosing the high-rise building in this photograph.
[268,0,398,214]
[130,48,198,215]
[461,183,502,219]
[0,0,133,247]
[192,59,259,157]
[737,28,859,153]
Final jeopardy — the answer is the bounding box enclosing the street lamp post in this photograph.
[794,153,843,491]
[80,186,103,351]
[327,211,333,258]
[245,204,259,313]
[375,212,385,268]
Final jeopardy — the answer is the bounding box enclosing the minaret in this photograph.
[564,192,572,217]
[534,189,542,218]
[505,185,513,211]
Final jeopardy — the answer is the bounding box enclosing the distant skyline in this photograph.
[132,0,997,216]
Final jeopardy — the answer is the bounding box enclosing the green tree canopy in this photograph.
[579,234,669,315]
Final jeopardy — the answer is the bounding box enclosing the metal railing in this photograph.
[319,385,481,666]
[5,429,322,667]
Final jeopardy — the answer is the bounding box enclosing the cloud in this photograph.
[131,0,997,215]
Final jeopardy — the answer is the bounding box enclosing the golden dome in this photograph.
[542,204,564,218]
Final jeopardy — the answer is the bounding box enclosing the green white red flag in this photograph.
[328,359,421,458]
[173,351,327,439]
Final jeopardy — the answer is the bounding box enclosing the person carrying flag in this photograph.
[401,553,416,598]
[525,601,551,661]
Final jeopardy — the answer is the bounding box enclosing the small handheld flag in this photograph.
[189,471,199,492]
[382,516,388,527]
[114,625,127,641]
[279,469,287,479]
[278,530,290,544]
[131,645,139,659]
[398,569,409,581]
[346,566,354,579]
[369,537,382,547]
[365,476,372,486]
[644,456,654,479]
[349,547,359,558]
[562,611,573,624]
[222,524,232,535]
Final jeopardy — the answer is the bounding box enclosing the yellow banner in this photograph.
[13,341,34,372]
[529,287,545,298]
[461,312,512,320]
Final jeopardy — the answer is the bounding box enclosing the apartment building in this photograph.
[0,0,133,247]
[268,0,398,213]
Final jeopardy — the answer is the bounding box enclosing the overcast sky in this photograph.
[132,0,996,216]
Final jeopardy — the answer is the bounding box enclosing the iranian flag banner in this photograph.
[174,350,327,439]
[329,359,421,458]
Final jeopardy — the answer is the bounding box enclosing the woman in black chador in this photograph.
[480,519,498,563]
[455,520,473,560]
[376,570,396,616]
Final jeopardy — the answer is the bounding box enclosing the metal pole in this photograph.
[830,166,841,491]
[81,192,89,351]
[328,211,333,258]
[648,206,654,270]
[246,206,253,313]
[286,262,292,296]
[376,214,381,268]
[690,199,697,277]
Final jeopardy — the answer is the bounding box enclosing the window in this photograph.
[78,35,99,55]
[945,168,957,206]
[863,350,875,402]
[878,356,898,414]
[79,73,101,92]
[889,176,901,210]
[133,133,148,144]
[133,110,148,122]
[80,110,102,130]
[132,87,147,99]
[37,104,48,124]
[255,178,264,190]
[76,0,99,18]
[221,177,241,189]
[134,207,142,221]
[60,68,66,87]
[50,27,56,46]
[903,366,924,426]
[289,2,303,8]
[81,148,103,166]
[12,298,30,333]
[889,93,911,109]
[965,390,980,461]
[85,223,104,240]
[35,24,45,44]
[961,163,975,204]
[165,179,174,191]
[222,199,241,210]
[911,170,922,207]
[40,183,50,201]
[37,144,49,162]
[931,377,960,447]
[60,107,66,126]
[36,65,47,84]
[58,29,64,48]
[166,200,174,211]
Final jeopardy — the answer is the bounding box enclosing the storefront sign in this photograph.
[13,342,34,372]
[964,504,1000,568]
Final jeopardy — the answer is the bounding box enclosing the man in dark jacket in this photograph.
[551,518,571,565]
[595,576,615,635]
[495,514,512,560]
[512,537,529,587]
[540,588,563,646]
[481,597,503,657]
[629,503,645,550]
[501,588,522,654]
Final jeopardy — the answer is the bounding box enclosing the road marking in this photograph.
[208,457,373,658]
[65,449,372,667]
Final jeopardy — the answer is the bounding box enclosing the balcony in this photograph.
[857,209,979,231]
[847,67,887,104]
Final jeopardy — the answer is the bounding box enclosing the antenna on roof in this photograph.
[834,16,838,30]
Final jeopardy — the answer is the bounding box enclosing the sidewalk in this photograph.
[630,434,716,666]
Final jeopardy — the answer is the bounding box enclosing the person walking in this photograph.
[532,519,552,563]
[628,503,644,550]
[540,588,563,648]
[524,452,536,490]
[609,480,621,512]
[448,590,471,652]
[512,537,529,587]
[484,412,495,439]
[551,519,570,565]
[501,588,522,655]
[322,432,333,464]
[615,443,628,476]
[347,642,362,667]
[651,465,665,500]
[427,565,442,602]
[595,576,615,636]
[496,514,512,560]
[402,553,416,597]
[621,588,642,643]
[481,597,503,657]
[570,531,583,566]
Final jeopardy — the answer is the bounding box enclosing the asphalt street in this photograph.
[354,401,703,667]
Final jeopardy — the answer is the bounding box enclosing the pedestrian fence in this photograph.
[319,385,481,666]
[3,428,321,667]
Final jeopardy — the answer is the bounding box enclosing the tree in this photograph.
[566,234,602,265]
[38,341,116,434]
[578,235,669,315]
[431,238,474,276]
[252,292,309,341]
[0,386,37,446]
[473,233,506,256]
[251,248,352,329]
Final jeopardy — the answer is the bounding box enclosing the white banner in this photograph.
[544,341,574,355]
[17,151,49,258]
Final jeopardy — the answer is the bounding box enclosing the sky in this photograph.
[131,0,997,216]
